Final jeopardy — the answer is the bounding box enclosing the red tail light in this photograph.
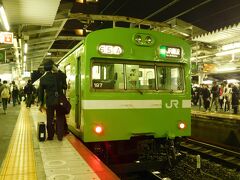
[95,125,103,134]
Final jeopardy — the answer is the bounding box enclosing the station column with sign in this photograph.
[0,32,13,63]
[0,50,6,62]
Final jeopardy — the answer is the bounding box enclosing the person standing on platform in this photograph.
[210,81,219,112]
[198,84,204,110]
[223,83,232,112]
[24,80,34,108]
[202,84,211,112]
[39,60,67,141]
[0,81,10,114]
[219,83,224,111]
[232,84,239,114]
[0,79,2,107]
[11,81,19,106]
[52,65,69,135]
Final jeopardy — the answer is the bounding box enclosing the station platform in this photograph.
[191,106,240,151]
[0,103,119,180]
[191,105,240,121]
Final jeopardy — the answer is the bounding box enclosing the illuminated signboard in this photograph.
[98,44,123,55]
[159,45,181,58]
[0,32,13,44]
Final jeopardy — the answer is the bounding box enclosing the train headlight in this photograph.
[145,36,152,44]
[178,121,186,130]
[134,35,142,44]
[133,33,154,46]
[94,125,103,134]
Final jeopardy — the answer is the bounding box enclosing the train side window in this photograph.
[91,63,124,90]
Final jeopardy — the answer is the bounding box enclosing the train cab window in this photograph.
[91,61,184,92]
[156,66,184,91]
[126,65,155,90]
[91,63,124,90]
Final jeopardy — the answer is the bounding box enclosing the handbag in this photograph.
[58,94,71,114]
[54,73,71,114]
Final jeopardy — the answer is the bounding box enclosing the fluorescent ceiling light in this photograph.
[216,48,240,56]
[0,6,10,31]
[202,80,213,84]
[179,31,190,37]
[217,67,236,72]
[222,42,240,51]
[24,43,28,54]
[227,79,239,84]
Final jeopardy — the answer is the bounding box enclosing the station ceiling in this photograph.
[0,0,240,78]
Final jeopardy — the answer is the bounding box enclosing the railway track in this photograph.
[180,138,240,170]
[107,138,240,179]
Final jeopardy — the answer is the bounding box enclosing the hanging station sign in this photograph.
[0,32,13,44]
[159,45,182,58]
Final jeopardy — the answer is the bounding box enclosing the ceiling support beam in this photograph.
[28,54,45,58]
[68,14,170,28]
[24,27,60,35]
[44,56,63,60]
[29,44,50,50]
[43,19,68,61]
[49,49,71,52]
[28,36,55,45]
[27,49,48,55]
[56,36,84,41]
[28,35,83,46]
[28,57,42,60]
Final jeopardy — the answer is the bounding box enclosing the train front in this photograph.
[81,28,191,147]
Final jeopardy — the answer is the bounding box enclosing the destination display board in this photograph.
[159,45,181,58]
[98,44,123,56]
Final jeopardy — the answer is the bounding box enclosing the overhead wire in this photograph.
[191,2,240,24]
[99,0,115,14]
[138,0,180,24]
[165,0,212,22]
[112,0,129,15]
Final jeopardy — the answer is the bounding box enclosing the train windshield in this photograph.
[157,66,184,91]
[91,60,185,92]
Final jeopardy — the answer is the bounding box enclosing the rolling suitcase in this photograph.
[38,122,46,141]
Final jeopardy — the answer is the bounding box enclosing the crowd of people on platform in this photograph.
[192,80,240,114]
[0,78,37,114]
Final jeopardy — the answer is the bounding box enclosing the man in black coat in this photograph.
[53,65,69,135]
[39,60,67,141]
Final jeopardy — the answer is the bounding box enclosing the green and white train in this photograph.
[58,27,191,158]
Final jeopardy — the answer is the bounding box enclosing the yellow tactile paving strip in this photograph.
[0,107,37,180]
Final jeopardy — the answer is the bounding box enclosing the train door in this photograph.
[75,56,81,129]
